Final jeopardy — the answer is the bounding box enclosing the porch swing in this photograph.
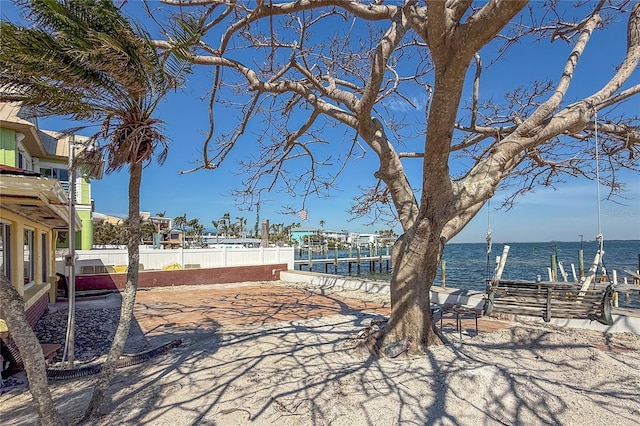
[482,113,615,326]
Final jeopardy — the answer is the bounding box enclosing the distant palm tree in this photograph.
[187,218,204,246]
[212,220,221,241]
[320,220,325,229]
[0,0,189,419]
[221,212,232,236]
[140,219,157,244]
[174,214,188,232]
[236,216,247,238]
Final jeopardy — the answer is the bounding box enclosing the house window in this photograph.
[18,152,32,171]
[40,167,69,181]
[0,223,11,281]
[24,228,34,286]
[41,233,48,283]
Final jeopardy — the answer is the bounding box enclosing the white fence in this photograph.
[62,246,294,274]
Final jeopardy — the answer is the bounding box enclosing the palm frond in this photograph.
[2,0,191,173]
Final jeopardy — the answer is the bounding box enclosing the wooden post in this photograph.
[579,247,604,293]
[441,259,446,288]
[308,246,312,271]
[550,253,558,281]
[558,262,568,282]
[379,251,383,272]
[494,245,510,281]
[260,220,269,248]
[578,249,584,279]
[357,246,361,274]
[334,247,339,273]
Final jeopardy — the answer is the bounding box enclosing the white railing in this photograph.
[67,246,294,273]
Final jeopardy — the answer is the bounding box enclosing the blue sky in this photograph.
[4,1,639,243]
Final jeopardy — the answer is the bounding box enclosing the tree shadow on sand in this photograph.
[67,317,640,424]
[422,324,640,425]
[3,289,640,425]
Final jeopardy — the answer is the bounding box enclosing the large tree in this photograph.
[158,0,639,354]
[0,275,60,425]
[0,0,188,420]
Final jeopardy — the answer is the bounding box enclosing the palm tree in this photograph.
[140,219,157,245]
[187,217,204,246]
[174,214,188,231]
[0,274,58,424]
[211,220,220,241]
[220,212,231,237]
[0,0,189,420]
[236,216,246,238]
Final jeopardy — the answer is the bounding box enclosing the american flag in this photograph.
[298,209,308,221]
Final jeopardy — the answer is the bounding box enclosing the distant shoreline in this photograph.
[449,238,639,244]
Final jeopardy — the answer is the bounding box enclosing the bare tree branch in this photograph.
[152,0,640,351]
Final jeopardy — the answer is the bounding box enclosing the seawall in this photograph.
[280,270,640,334]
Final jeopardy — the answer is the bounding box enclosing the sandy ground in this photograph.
[2,281,640,425]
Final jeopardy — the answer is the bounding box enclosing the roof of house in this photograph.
[1,102,94,162]
[0,102,47,158]
[0,164,41,176]
[0,168,81,230]
[291,227,321,233]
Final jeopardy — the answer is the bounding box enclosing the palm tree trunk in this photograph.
[84,161,142,419]
[0,275,61,425]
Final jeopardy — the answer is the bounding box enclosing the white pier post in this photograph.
[494,245,510,282]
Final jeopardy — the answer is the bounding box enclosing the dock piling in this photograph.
[441,259,446,288]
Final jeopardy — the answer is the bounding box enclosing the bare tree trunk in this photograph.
[84,161,142,419]
[381,226,444,355]
[0,275,61,425]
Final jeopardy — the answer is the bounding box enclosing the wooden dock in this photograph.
[624,270,640,285]
[294,255,392,274]
[614,282,640,304]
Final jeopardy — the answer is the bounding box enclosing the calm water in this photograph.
[295,240,640,308]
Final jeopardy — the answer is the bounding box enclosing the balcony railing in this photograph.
[58,180,82,204]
